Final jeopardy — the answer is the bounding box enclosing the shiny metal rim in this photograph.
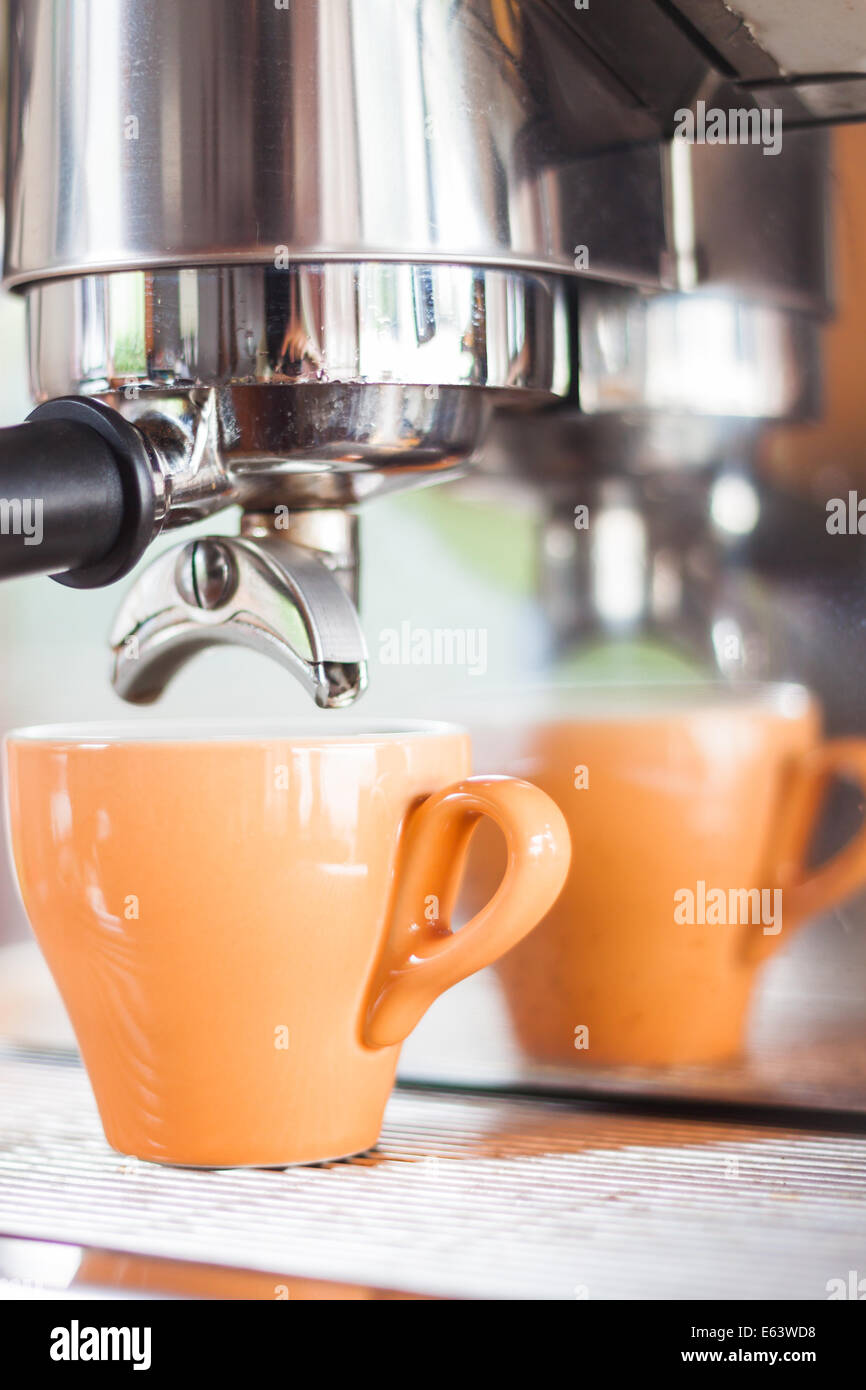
[26,262,572,400]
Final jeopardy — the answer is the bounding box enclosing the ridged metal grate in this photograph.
[0,1046,864,1300]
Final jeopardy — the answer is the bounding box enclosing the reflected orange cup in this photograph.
[3,720,569,1166]
[468,684,866,1068]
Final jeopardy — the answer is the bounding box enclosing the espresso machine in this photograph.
[3,0,866,1306]
[0,0,846,707]
[2,0,865,1097]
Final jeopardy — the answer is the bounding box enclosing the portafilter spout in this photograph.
[0,392,369,707]
[110,511,368,710]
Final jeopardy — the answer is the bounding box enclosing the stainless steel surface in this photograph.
[0,1046,864,1300]
[399,867,866,1113]
[7,928,866,1117]
[473,287,821,507]
[575,284,820,423]
[27,264,570,400]
[110,534,368,709]
[242,508,360,604]
[122,382,485,510]
[535,477,721,660]
[685,130,830,311]
[673,0,866,123]
[26,262,570,508]
[27,259,569,708]
[3,0,672,290]
[533,469,780,672]
[0,0,834,711]
[3,3,833,305]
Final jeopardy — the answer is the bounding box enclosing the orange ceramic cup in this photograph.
[3,720,569,1166]
[468,684,866,1068]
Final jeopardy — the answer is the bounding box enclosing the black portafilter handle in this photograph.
[0,397,157,588]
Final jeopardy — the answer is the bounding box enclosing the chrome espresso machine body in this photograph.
[0,0,848,705]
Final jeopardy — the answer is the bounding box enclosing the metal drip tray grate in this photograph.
[0,1047,865,1300]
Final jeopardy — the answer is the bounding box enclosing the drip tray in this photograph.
[0,1047,864,1300]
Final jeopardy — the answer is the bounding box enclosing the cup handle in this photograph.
[363,775,570,1048]
[744,738,866,964]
